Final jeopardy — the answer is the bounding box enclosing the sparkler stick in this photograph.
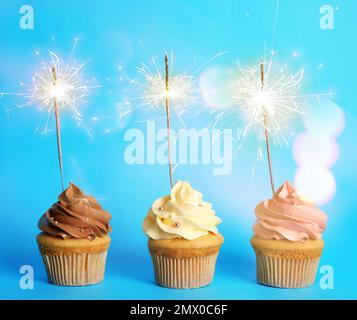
[260,61,275,195]
[165,54,174,189]
[51,66,64,191]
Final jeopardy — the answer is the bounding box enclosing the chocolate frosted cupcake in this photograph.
[251,181,327,288]
[143,181,224,289]
[37,183,112,286]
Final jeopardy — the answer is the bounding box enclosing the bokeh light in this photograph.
[293,96,345,206]
[199,65,237,109]
[295,166,336,206]
[304,96,345,138]
[293,131,339,168]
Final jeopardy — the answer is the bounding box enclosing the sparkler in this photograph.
[234,58,305,145]
[234,58,306,195]
[106,52,225,185]
[209,58,306,143]
[111,52,225,134]
[1,41,96,191]
[31,51,95,191]
[136,54,195,118]
[204,54,313,194]
[133,53,196,189]
[230,55,333,196]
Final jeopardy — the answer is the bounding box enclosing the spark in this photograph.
[86,51,226,141]
[135,54,196,118]
[111,51,228,134]
[30,54,85,114]
[106,52,204,136]
[26,54,97,137]
[208,53,331,165]
[233,59,305,147]
[1,40,98,137]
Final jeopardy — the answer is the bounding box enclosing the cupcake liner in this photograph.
[150,253,219,289]
[40,251,108,286]
[255,252,321,288]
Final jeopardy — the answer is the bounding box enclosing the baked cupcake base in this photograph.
[251,236,324,288]
[37,233,111,286]
[148,233,224,289]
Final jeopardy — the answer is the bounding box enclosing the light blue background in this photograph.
[0,0,356,300]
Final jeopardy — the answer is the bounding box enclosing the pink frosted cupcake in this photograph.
[251,181,328,288]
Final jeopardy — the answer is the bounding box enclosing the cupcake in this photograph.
[250,181,327,288]
[37,183,112,286]
[143,181,224,289]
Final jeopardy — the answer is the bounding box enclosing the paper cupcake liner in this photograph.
[40,251,108,286]
[255,252,321,288]
[150,253,219,289]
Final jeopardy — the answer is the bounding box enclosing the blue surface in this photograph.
[0,0,356,299]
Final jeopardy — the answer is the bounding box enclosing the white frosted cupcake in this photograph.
[143,181,224,289]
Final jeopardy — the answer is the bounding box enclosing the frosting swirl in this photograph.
[143,181,222,240]
[253,181,327,242]
[38,183,112,240]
